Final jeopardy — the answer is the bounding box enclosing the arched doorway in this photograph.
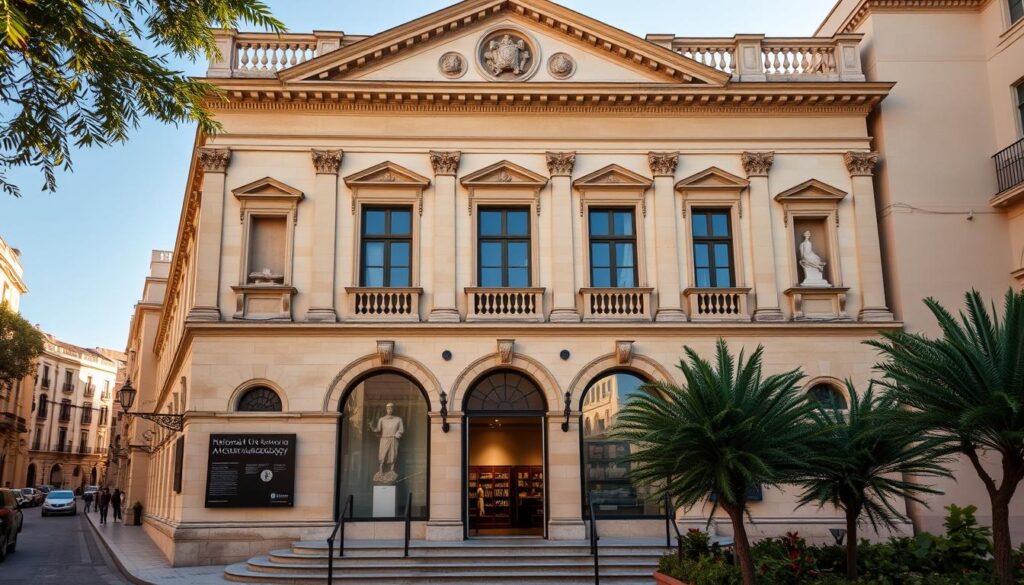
[90,467,97,485]
[463,370,547,538]
[49,464,63,487]
[336,371,429,521]
[579,370,663,518]
[26,463,36,488]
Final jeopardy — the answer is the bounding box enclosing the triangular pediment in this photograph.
[280,0,728,86]
[232,177,304,201]
[573,164,652,189]
[344,161,431,188]
[461,160,548,188]
[774,179,847,203]
[676,167,749,191]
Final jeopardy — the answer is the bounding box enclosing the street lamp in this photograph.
[117,377,184,432]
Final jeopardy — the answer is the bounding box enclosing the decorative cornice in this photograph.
[311,149,343,174]
[545,151,576,176]
[197,147,230,173]
[430,151,461,176]
[838,0,989,33]
[647,152,678,177]
[741,151,775,177]
[844,151,879,176]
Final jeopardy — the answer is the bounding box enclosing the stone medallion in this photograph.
[438,51,467,79]
[476,27,540,81]
[547,52,576,79]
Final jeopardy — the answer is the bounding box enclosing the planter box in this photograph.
[654,571,688,585]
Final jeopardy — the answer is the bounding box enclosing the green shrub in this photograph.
[658,553,742,585]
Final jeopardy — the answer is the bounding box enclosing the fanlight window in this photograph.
[236,386,283,412]
[809,383,848,410]
[464,370,546,412]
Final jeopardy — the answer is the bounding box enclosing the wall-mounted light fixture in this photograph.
[561,390,572,432]
[439,390,450,433]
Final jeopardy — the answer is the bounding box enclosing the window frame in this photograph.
[1010,0,1024,26]
[359,205,415,288]
[232,176,304,287]
[690,208,737,289]
[1016,81,1024,138]
[235,386,284,412]
[476,206,533,288]
[586,207,640,289]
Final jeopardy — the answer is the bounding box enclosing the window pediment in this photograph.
[573,164,652,191]
[774,179,847,204]
[344,161,431,189]
[461,160,548,189]
[232,177,304,204]
[675,167,749,191]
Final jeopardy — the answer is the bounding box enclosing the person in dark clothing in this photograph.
[83,490,94,513]
[111,489,123,523]
[98,488,111,524]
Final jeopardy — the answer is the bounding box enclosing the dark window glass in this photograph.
[477,208,531,287]
[691,210,734,288]
[810,384,848,410]
[1017,82,1024,132]
[360,207,412,287]
[1011,0,1024,24]
[588,209,637,288]
[237,386,283,412]
[464,370,546,412]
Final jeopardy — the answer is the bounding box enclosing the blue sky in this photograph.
[0,0,832,350]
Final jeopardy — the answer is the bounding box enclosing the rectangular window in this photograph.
[691,209,735,288]
[477,207,531,287]
[360,207,413,287]
[588,208,637,288]
[82,403,92,424]
[1011,0,1024,25]
[1017,82,1024,134]
[42,365,50,389]
[247,216,287,283]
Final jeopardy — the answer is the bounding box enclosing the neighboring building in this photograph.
[817,0,1024,536]
[120,0,1021,571]
[0,234,29,488]
[24,333,120,490]
[0,235,27,312]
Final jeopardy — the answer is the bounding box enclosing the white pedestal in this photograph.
[373,485,397,518]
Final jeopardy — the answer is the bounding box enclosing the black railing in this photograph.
[326,494,353,584]
[588,492,600,585]
[665,492,684,560]
[994,137,1024,195]
[403,492,413,558]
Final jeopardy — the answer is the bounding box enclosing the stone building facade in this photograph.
[122,0,1023,567]
[0,234,29,488]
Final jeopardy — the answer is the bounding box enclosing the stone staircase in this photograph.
[224,538,669,584]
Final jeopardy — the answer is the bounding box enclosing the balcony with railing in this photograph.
[59,410,71,423]
[0,412,27,433]
[40,377,50,390]
[683,288,752,322]
[465,288,545,322]
[346,287,423,322]
[207,30,345,77]
[993,137,1024,202]
[579,288,654,321]
[61,382,74,394]
[83,384,95,398]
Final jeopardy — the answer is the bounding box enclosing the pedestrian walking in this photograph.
[83,490,93,513]
[111,489,123,523]
[98,488,111,525]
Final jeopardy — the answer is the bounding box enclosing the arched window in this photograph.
[580,370,662,517]
[236,386,283,412]
[338,372,428,519]
[464,370,546,412]
[809,383,848,410]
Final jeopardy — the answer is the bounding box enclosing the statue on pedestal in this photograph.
[371,403,404,485]
[799,230,830,287]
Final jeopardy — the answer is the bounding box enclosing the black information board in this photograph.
[204,434,296,508]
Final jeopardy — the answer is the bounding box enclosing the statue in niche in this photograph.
[248,267,284,285]
[371,403,404,485]
[799,230,830,287]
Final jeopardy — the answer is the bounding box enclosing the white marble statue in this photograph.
[799,230,830,287]
[371,403,404,485]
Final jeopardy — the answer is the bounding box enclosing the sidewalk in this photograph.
[84,508,232,585]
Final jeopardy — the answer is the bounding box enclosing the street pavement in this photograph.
[0,502,129,585]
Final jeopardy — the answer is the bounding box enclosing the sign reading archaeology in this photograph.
[204,434,296,508]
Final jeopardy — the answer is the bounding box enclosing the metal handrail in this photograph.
[326,494,353,584]
[403,492,413,557]
[588,492,600,585]
[665,492,684,560]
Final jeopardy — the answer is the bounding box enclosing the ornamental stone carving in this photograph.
[497,338,515,365]
[741,151,774,177]
[844,151,879,176]
[477,29,538,81]
[311,149,343,174]
[546,151,576,176]
[429,151,461,176]
[438,52,467,79]
[615,340,634,366]
[648,152,679,176]
[547,52,576,79]
[198,147,230,173]
[376,340,395,366]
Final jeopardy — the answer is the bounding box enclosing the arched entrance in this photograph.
[26,463,36,488]
[49,464,63,487]
[463,369,547,538]
[90,467,97,485]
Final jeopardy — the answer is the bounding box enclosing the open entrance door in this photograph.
[467,416,545,537]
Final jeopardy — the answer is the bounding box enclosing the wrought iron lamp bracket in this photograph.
[126,412,184,432]
[439,391,450,433]
[561,391,572,432]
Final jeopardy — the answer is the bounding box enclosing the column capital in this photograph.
[647,151,678,177]
[741,151,774,177]
[429,151,461,176]
[844,151,879,177]
[311,149,343,175]
[197,147,230,173]
[545,151,576,177]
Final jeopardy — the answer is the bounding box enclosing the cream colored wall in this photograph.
[469,425,543,466]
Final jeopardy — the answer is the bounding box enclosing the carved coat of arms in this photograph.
[484,34,531,76]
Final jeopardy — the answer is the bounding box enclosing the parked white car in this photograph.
[41,490,77,517]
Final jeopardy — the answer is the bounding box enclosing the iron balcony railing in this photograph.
[994,136,1024,195]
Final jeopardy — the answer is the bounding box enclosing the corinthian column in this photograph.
[844,151,893,321]
[742,151,785,321]
[648,152,686,322]
[546,151,580,323]
[306,149,343,322]
[187,147,230,321]
[428,151,461,322]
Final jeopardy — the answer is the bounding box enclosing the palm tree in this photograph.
[868,289,1024,585]
[796,381,951,580]
[614,339,817,585]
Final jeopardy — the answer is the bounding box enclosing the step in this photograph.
[224,562,655,584]
[248,555,657,574]
[269,549,664,565]
[289,540,669,558]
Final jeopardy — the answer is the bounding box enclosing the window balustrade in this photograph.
[465,287,545,322]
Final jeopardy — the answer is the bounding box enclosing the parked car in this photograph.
[83,485,98,498]
[0,488,24,562]
[11,492,25,509]
[35,485,52,496]
[19,488,42,506]
[41,490,76,517]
